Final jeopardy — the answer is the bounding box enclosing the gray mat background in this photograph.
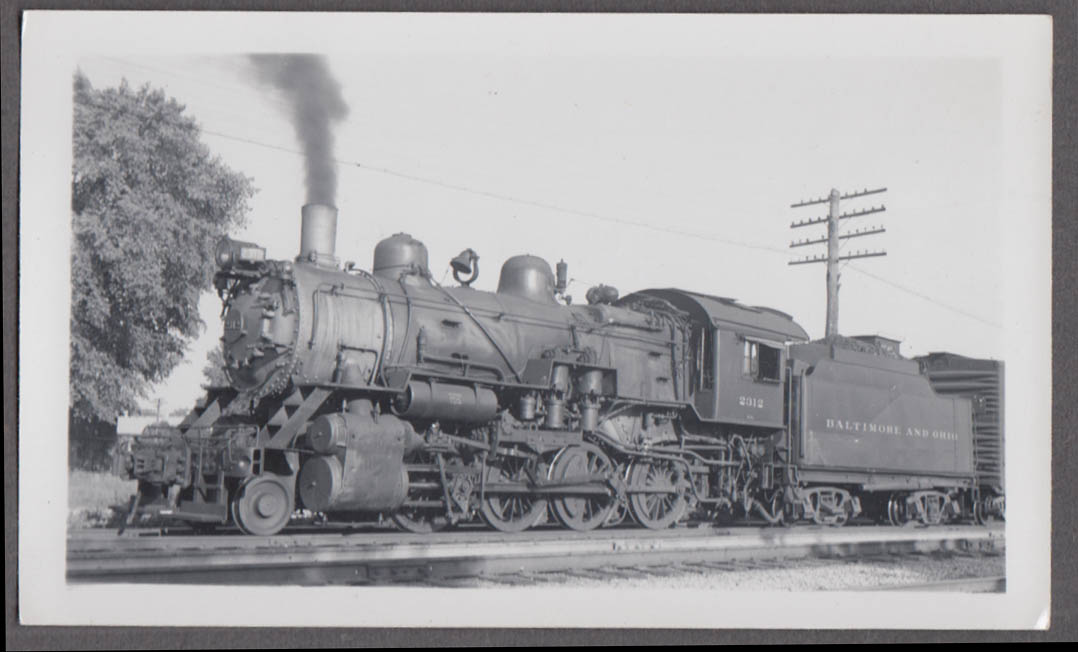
[5,0,1075,646]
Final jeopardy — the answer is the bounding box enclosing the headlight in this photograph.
[216,237,266,269]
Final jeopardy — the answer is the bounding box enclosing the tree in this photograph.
[70,72,255,464]
[201,342,230,389]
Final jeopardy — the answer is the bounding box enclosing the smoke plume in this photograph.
[249,54,349,205]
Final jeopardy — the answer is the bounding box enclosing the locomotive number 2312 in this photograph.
[738,396,764,409]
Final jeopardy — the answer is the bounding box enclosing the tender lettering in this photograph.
[823,417,956,441]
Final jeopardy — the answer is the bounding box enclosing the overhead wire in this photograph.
[202,128,1002,329]
[199,127,789,255]
[80,57,1003,330]
[790,202,997,329]
[845,264,1002,329]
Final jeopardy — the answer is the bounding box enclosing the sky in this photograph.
[70,17,1015,415]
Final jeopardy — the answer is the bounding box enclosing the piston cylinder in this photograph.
[391,380,498,423]
[298,403,421,513]
[306,411,349,455]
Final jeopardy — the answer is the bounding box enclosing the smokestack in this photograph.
[299,204,338,267]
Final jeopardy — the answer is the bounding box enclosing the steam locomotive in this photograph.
[119,204,1005,535]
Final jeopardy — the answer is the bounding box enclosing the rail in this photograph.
[67,523,1004,586]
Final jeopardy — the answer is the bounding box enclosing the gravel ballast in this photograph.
[469,553,1005,591]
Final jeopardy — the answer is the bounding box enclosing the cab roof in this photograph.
[623,288,810,342]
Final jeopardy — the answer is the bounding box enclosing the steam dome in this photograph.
[373,233,430,280]
[497,255,557,304]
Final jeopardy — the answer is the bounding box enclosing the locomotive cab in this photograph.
[621,289,808,429]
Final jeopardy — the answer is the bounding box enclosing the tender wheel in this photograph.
[480,457,547,533]
[627,460,687,530]
[974,495,1004,525]
[392,509,450,534]
[231,474,294,536]
[549,444,615,532]
[887,493,908,526]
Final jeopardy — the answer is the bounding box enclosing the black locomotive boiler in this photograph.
[119,204,1005,535]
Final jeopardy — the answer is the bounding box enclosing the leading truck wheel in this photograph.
[232,474,294,536]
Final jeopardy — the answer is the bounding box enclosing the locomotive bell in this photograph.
[451,248,477,275]
[450,248,480,286]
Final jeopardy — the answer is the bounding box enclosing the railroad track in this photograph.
[67,522,1004,587]
[67,524,1005,586]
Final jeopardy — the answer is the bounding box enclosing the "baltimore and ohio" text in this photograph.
[823,418,959,441]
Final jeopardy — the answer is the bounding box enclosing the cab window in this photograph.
[742,339,782,383]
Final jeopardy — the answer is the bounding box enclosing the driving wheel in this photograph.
[627,460,687,530]
[548,444,615,532]
[480,456,547,533]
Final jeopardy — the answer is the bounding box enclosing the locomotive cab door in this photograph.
[690,324,718,418]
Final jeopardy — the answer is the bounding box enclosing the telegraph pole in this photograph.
[825,189,840,338]
[789,187,887,339]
